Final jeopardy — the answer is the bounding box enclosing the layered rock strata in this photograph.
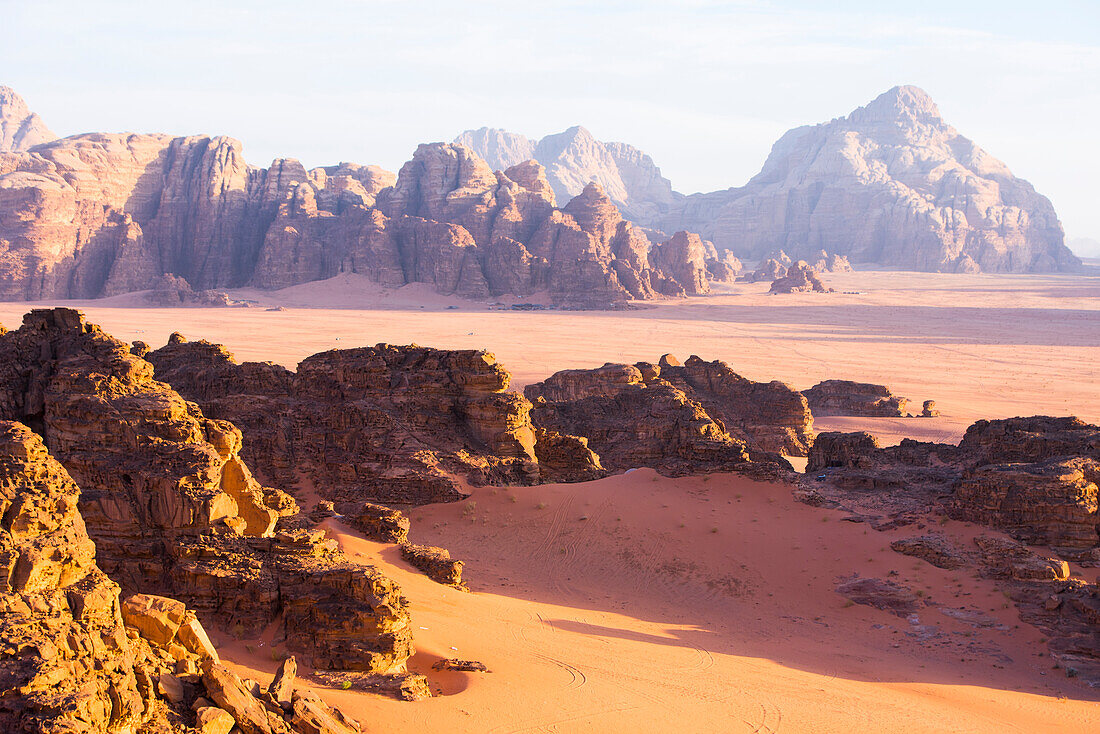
[525,355,810,477]
[0,309,413,673]
[805,416,1100,552]
[148,335,602,505]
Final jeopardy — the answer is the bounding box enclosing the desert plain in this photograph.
[2,268,1098,733]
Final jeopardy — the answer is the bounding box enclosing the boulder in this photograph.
[121,595,187,647]
[400,544,465,588]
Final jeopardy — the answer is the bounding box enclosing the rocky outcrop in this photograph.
[525,355,807,477]
[0,86,55,152]
[662,86,1079,273]
[148,335,600,504]
[399,544,465,589]
[737,257,788,283]
[952,458,1099,549]
[803,380,910,417]
[768,261,832,293]
[144,273,242,307]
[0,309,413,673]
[805,416,1100,553]
[958,416,1100,466]
[655,355,813,456]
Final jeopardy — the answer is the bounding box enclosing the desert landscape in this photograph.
[3,4,1100,732]
[1,267,1097,733]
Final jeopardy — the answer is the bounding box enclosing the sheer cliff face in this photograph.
[0,87,56,153]
[663,86,1078,273]
[455,125,680,226]
[0,133,306,300]
[462,87,1079,274]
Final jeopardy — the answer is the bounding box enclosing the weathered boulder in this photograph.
[400,544,465,588]
[889,535,966,570]
[338,502,411,544]
[835,576,922,616]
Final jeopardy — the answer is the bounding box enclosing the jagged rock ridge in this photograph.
[455,125,679,226]
[147,334,604,505]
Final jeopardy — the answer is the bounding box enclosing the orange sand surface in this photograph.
[2,269,1098,731]
[222,471,1100,733]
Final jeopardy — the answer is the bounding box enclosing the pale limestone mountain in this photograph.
[0,86,56,152]
[661,85,1078,273]
[455,125,679,226]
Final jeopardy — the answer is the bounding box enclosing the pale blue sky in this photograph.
[4,1,1099,250]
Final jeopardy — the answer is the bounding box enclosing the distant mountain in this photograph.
[455,125,679,226]
[1068,237,1100,258]
[0,86,56,152]
[463,87,1080,273]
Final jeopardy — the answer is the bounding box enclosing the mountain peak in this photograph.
[0,86,57,152]
[851,85,942,126]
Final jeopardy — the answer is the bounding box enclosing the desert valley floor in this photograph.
[2,269,1098,733]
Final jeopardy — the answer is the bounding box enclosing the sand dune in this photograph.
[220,471,1099,732]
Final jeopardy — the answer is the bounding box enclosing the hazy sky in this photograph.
[4,1,1099,251]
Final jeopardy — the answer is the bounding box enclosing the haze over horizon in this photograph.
[4,0,1098,251]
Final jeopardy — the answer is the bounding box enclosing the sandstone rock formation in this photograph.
[805,415,1100,553]
[737,257,788,283]
[525,355,809,477]
[144,273,242,307]
[0,309,413,673]
[768,261,832,293]
[399,544,465,589]
[0,86,55,152]
[952,458,1099,549]
[0,421,152,732]
[803,380,910,417]
[0,101,718,307]
[148,335,602,504]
